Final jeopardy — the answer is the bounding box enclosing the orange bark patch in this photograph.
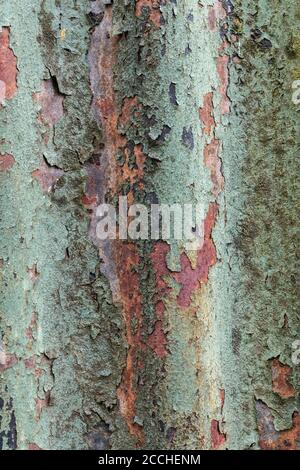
[135,1,162,27]
[119,96,140,127]
[122,144,146,189]
[199,92,215,136]
[211,419,226,449]
[0,27,17,101]
[271,358,296,399]
[203,138,224,196]
[0,153,15,172]
[256,401,300,450]
[174,203,218,308]
[116,243,145,446]
[199,91,224,196]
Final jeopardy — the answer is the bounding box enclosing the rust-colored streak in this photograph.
[135,1,162,27]
[211,419,226,449]
[271,358,296,399]
[148,242,170,356]
[256,401,300,450]
[199,92,215,136]
[175,203,218,308]
[0,27,17,101]
[0,153,15,172]
[216,55,230,115]
[122,144,146,191]
[89,6,146,446]
[119,96,140,128]
[199,91,224,196]
[32,160,64,193]
[203,138,224,196]
[116,243,145,446]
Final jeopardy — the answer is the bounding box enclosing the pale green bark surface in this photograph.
[0,0,299,450]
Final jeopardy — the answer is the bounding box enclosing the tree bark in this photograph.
[0,0,299,450]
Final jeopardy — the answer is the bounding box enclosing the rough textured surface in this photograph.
[0,0,299,450]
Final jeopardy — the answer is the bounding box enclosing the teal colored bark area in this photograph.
[0,0,125,450]
[219,0,300,449]
[0,0,299,450]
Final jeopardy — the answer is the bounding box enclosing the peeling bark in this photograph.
[0,0,299,450]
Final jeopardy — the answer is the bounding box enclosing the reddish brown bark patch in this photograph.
[148,242,170,357]
[0,153,15,172]
[32,159,64,193]
[151,242,170,304]
[34,78,64,126]
[199,92,215,136]
[271,358,296,399]
[116,243,145,447]
[0,27,17,102]
[119,96,140,128]
[25,312,38,341]
[136,1,162,27]
[199,91,224,196]
[220,388,225,412]
[0,353,18,372]
[174,203,218,308]
[203,139,224,196]
[28,443,43,450]
[256,401,300,450]
[211,419,226,449]
[216,55,230,115]
[147,320,167,358]
[24,356,36,369]
[208,1,227,32]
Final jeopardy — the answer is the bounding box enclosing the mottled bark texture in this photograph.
[0,0,299,450]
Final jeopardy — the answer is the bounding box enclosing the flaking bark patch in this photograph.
[135,1,163,27]
[0,27,17,102]
[0,153,15,172]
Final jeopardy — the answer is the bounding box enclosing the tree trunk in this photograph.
[0,0,299,450]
